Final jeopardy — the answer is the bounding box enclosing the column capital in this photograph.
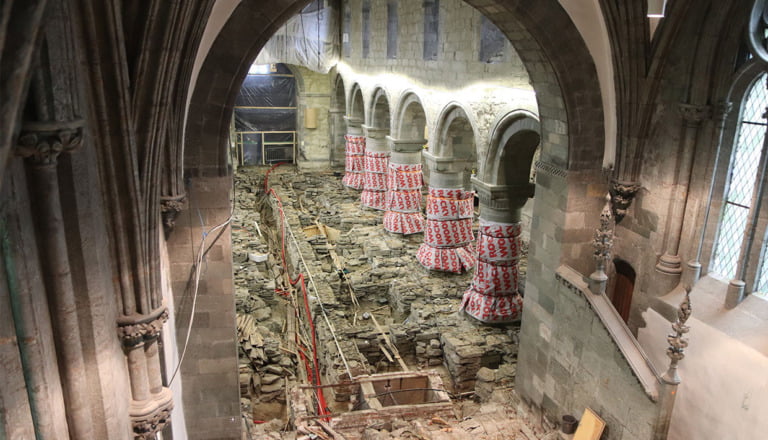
[343,116,363,128]
[362,125,388,138]
[16,119,85,166]
[117,305,169,347]
[472,177,532,208]
[386,136,426,153]
[678,103,712,126]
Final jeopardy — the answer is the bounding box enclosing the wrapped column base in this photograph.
[383,211,425,235]
[460,288,523,323]
[342,171,364,189]
[417,244,476,273]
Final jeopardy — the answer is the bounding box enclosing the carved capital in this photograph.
[678,103,712,126]
[131,388,173,439]
[609,179,641,223]
[15,120,85,166]
[118,306,169,347]
[161,194,187,236]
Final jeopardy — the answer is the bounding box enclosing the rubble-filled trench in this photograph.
[233,166,557,440]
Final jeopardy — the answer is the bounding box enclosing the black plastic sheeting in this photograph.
[234,64,297,133]
[235,75,296,108]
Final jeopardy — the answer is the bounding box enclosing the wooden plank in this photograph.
[573,408,606,440]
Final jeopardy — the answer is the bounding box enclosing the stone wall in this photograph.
[292,65,334,170]
[516,266,660,440]
[167,176,240,439]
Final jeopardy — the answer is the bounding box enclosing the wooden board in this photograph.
[573,408,606,440]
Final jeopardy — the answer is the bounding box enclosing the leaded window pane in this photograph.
[711,204,750,279]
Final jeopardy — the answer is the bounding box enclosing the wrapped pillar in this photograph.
[417,151,476,273]
[383,137,426,234]
[361,126,390,210]
[461,178,532,323]
[342,117,365,189]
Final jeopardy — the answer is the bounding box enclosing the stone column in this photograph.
[383,137,426,234]
[417,151,476,273]
[687,102,733,289]
[117,307,173,438]
[656,103,711,282]
[361,125,390,210]
[15,120,94,439]
[461,178,532,323]
[342,117,365,189]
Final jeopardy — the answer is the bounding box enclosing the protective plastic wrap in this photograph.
[342,135,365,189]
[253,2,340,74]
[361,150,389,210]
[417,188,476,273]
[461,220,524,323]
[383,163,424,234]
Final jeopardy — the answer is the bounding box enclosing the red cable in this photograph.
[263,168,329,417]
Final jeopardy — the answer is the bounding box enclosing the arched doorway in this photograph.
[611,258,636,323]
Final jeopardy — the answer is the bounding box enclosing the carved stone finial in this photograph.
[663,288,692,384]
[609,180,641,223]
[678,103,712,126]
[15,120,85,166]
[589,193,614,294]
[593,193,614,264]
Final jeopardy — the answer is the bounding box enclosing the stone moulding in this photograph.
[117,305,169,346]
[534,160,568,179]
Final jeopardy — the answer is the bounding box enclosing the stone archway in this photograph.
[361,88,392,210]
[330,74,347,167]
[461,111,540,324]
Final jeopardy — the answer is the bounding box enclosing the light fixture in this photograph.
[647,0,668,18]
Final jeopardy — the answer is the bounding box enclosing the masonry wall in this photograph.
[293,65,333,170]
[335,0,537,172]
[167,176,240,439]
[516,266,660,440]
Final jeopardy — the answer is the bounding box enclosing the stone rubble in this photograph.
[232,166,547,440]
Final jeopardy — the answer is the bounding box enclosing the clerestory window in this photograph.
[710,72,768,297]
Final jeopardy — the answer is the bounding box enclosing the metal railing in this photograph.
[235,130,296,166]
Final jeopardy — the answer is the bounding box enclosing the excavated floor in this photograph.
[232,166,553,440]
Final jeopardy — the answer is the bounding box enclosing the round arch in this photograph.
[369,87,391,130]
[349,83,365,121]
[183,0,604,176]
[482,110,541,186]
[393,91,428,141]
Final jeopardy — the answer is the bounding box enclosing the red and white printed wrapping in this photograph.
[417,243,476,274]
[460,290,523,323]
[417,186,476,272]
[343,135,366,189]
[425,189,474,221]
[423,218,474,247]
[386,164,423,190]
[461,220,524,323]
[383,211,424,235]
[361,149,390,210]
[384,163,425,234]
